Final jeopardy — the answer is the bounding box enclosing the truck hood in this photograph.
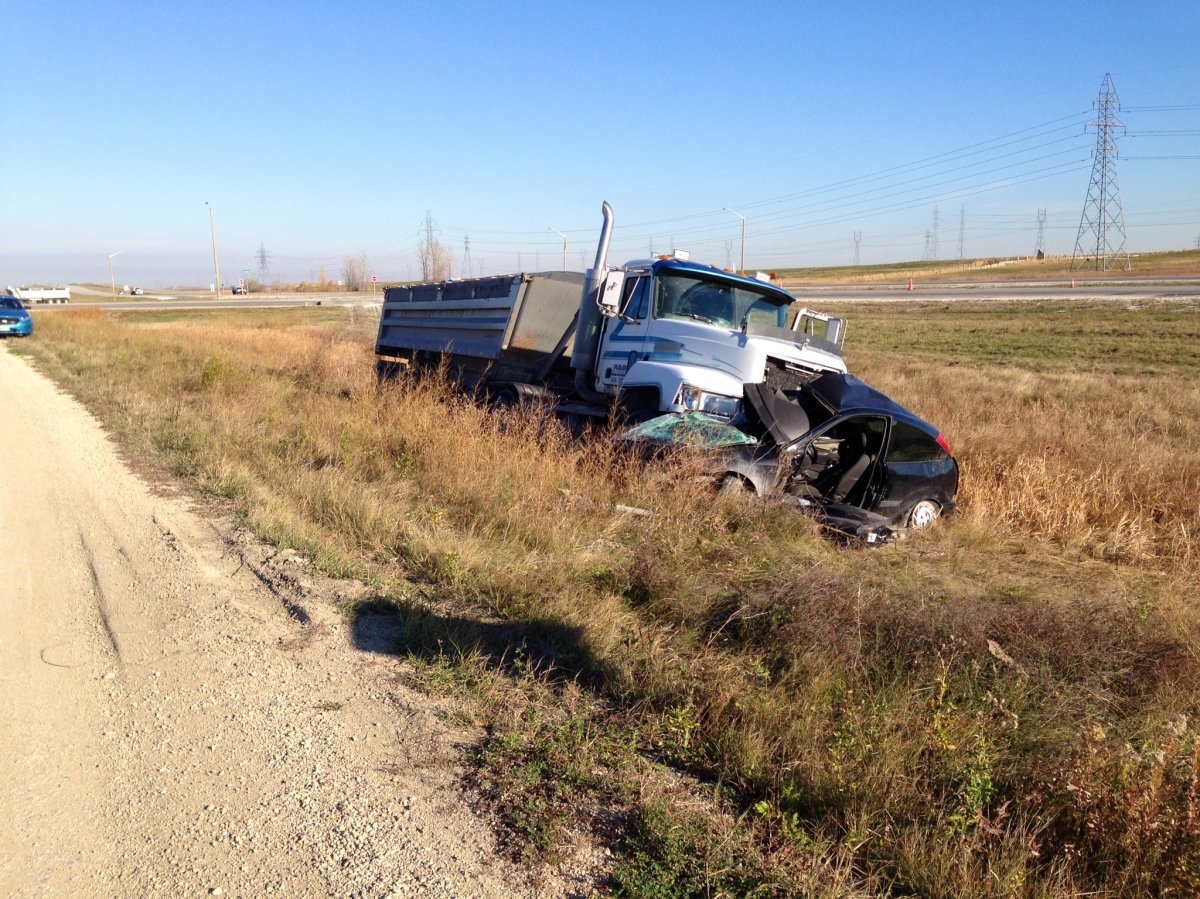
[748,332,846,375]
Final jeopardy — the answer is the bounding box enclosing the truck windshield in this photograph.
[654,270,789,329]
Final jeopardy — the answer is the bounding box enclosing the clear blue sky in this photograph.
[2,0,1197,287]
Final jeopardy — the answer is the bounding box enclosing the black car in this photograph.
[621,372,958,540]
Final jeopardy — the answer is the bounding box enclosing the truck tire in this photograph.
[489,385,520,410]
[376,359,403,383]
[618,388,661,425]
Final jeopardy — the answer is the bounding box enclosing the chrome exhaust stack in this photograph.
[572,201,614,402]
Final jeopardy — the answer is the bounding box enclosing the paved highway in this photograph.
[33,293,377,312]
[28,279,1200,313]
[783,277,1200,304]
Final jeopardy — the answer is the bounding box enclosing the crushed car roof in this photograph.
[806,373,939,431]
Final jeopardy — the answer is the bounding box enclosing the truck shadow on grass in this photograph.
[350,597,611,688]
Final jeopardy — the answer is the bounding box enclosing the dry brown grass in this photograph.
[17,303,1200,897]
[855,360,1200,562]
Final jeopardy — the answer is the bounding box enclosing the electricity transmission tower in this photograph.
[923,206,941,261]
[463,235,473,278]
[1071,73,1131,272]
[852,231,862,266]
[956,205,965,261]
[256,243,271,282]
[1035,209,1047,257]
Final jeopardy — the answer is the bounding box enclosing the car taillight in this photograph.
[936,433,953,457]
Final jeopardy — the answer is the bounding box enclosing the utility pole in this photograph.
[107,251,122,300]
[852,231,862,266]
[549,228,568,270]
[205,202,222,297]
[1072,73,1131,272]
[723,208,746,272]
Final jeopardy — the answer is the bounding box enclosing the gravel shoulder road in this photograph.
[0,344,600,898]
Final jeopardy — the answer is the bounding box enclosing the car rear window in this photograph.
[888,422,948,462]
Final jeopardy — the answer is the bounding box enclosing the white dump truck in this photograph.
[374,203,847,420]
[8,285,71,305]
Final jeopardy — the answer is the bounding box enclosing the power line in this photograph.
[421,112,1098,271]
[1124,105,1200,112]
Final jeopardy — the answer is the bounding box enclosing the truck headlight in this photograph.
[676,384,741,418]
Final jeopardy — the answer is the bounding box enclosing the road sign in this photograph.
[371,275,378,284]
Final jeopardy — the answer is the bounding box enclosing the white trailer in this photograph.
[8,285,71,305]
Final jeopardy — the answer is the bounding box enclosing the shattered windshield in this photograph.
[623,412,759,449]
[654,270,789,329]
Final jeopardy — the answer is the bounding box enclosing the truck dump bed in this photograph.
[376,271,585,385]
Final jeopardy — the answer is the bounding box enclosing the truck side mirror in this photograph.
[598,270,625,316]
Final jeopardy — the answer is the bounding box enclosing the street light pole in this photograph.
[206,202,222,298]
[723,208,746,273]
[108,251,123,300]
[549,228,568,270]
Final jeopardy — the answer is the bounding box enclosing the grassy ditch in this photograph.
[16,303,1200,897]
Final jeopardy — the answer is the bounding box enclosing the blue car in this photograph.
[0,295,33,337]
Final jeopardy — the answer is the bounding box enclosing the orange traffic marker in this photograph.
[907,278,913,291]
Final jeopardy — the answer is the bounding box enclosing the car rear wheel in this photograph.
[907,500,941,529]
[719,474,755,497]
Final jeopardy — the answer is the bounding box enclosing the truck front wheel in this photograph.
[618,388,660,425]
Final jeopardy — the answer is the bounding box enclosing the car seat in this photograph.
[829,431,870,503]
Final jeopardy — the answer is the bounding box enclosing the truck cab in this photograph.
[593,257,847,418]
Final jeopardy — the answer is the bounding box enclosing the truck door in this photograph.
[595,274,650,391]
